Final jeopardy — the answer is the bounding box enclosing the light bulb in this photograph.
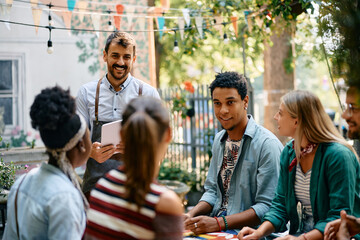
[223,33,229,44]
[48,15,54,26]
[173,40,180,53]
[47,40,54,54]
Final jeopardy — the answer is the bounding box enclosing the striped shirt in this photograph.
[294,163,313,216]
[85,168,173,240]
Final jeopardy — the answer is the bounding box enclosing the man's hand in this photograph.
[184,216,219,235]
[325,210,360,240]
[90,142,117,163]
[238,227,263,240]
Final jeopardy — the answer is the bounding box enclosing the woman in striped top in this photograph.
[238,90,360,240]
[85,96,184,240]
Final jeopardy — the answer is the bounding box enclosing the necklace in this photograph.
[288,141,317,172]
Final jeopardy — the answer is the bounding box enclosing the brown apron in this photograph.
[82,77,143,194]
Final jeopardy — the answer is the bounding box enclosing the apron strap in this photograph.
[95,77,102,125]
[138,80,143,96]
[15,173,28,239]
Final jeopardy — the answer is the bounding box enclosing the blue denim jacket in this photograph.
[3,163,86,239]
[200,115,283,231]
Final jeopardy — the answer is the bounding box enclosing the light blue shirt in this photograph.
[76,74,160,135]
[3,163,86,239]
[200,115,283,232]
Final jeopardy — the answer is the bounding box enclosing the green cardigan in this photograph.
[263,140,360,235]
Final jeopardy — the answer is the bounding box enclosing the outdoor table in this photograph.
[183,231,238,239]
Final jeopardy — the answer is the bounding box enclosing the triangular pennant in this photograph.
[160,0,169,9]
[244,10,252,33]
[32,8,42,34]
[231,16,238,37]
[90,13,100,38]
[182,9,190,27]
[138,17,146,39]
[30,0,38,8]
[67,0,76,11]
[213,15,223,37]
[195,16,203,39]
[77,1,87,22]
[62,11,72,35]
[113,4,124,31]
[178,17,185,40]
[126,6,135,30]
[157,16,165,39]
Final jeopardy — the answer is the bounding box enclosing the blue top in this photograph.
[76,74,160,135]
[200,115,283,232]
[3,163,86,239]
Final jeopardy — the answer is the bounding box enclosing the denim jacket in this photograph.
[200,115,283,231]
[3,163,86,239]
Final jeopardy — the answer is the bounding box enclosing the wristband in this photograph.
[221,215,228,231]
[214,217,222,231]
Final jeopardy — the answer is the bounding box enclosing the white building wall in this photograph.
[0,1,97,144]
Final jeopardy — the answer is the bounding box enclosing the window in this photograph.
[0,53,25,136]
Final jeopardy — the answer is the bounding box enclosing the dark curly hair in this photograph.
[30,86,80,149]
[30,86,75,131]
[209,71,248,100]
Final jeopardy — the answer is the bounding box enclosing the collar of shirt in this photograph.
[103,73,133,93]
[220,115,256,142]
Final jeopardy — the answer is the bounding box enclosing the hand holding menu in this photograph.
[101,120,122,147]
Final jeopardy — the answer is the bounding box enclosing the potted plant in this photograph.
[158,159,204,207]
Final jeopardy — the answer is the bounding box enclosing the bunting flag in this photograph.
[195,16,203,39]
[67,0,76,11]
[160,0,169,9]
[157,16,165,39]
[244,10,252,32]
[113,4,124,31]
[77,1,87,22]
[31,7,42,34]
[138,17,146,39]
[126,6,135,30]
[178,17,185,40]
[4,0,12,14]
[231,16,238,37]
[62,11,72,35]
[90,13,100,38]
[182,8,190,27]
[30,0,38,8]
[214,15,223,36]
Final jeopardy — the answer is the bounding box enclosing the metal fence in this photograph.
[158,85,221,186]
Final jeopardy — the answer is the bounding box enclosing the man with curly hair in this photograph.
[184,71,283,235]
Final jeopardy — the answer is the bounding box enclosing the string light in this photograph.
[47,28,53,54]
[173,29,179,53]
[222,22,229,44]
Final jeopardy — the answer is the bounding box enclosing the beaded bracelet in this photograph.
[221,215,228,231]
[214,217,222,231]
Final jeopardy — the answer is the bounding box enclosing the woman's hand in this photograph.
[238,227,263,240]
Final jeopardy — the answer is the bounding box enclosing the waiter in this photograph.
[76,32,160,198]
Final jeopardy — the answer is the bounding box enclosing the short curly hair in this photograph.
[209,71,248,100]
[30,86,75,131]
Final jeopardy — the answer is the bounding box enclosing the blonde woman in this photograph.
[238,90,360,240]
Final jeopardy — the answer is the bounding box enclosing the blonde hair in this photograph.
[281,90,357,160]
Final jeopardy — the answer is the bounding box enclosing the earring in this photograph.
[244,107,248,110]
